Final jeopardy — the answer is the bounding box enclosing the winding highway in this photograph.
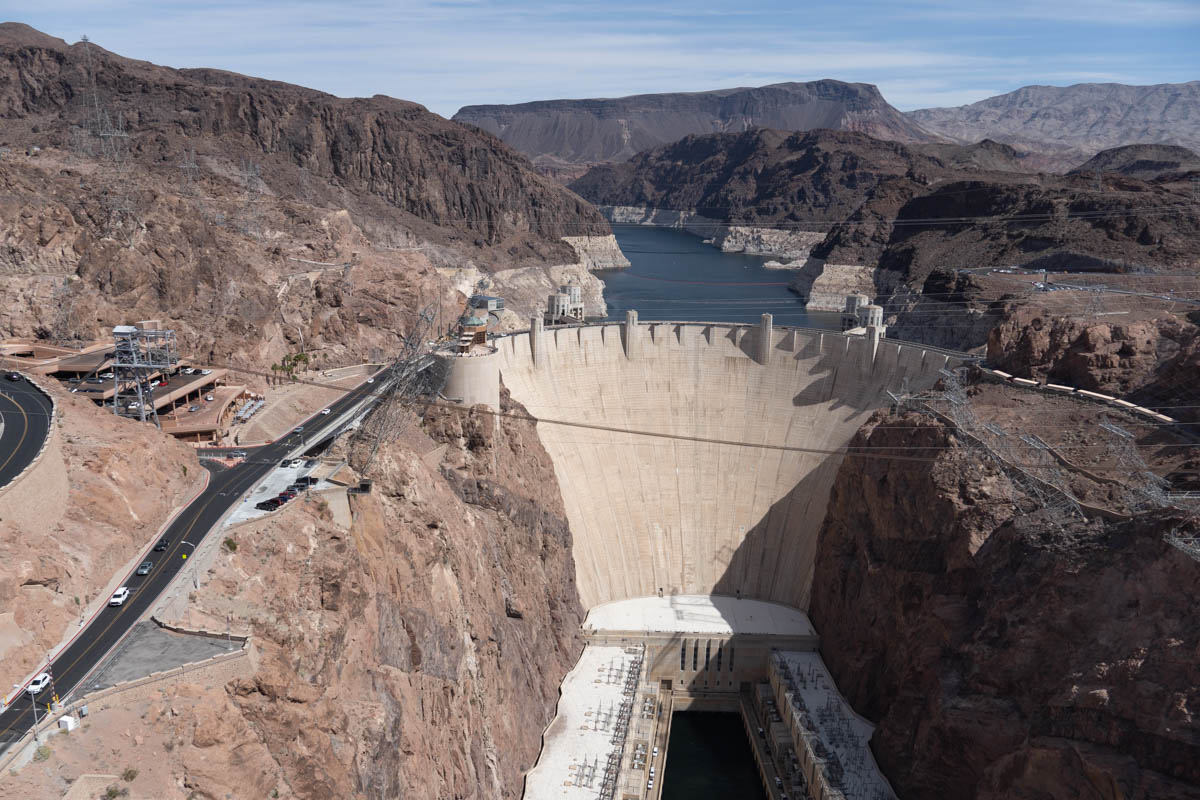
[0,374,53,491]
[0,369,386,755]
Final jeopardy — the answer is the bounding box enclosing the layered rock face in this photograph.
[454,80,936,176]
[986,304,1200,422]
[808,407,1200,800]
[0,24,609,261]
[0,23,624,363]
[908,81,1200,170]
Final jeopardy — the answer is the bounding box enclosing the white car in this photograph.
[109,587,131,606]
[26,673,51,695]
[366,378,375,384]
[200,369,213,375]
[320,408,331,415]
[205,393,215,401]
[181,367,196,375]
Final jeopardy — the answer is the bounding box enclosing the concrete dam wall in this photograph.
[496,318,961,610]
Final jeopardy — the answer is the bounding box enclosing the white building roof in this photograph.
[584,594,815,637]
[523,644,637,800]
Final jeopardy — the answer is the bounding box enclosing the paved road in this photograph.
[0,370,384,753]
[0,375,53,491]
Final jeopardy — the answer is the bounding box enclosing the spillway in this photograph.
[495,315,960,611]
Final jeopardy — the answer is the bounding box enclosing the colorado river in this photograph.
[597,224,841,329]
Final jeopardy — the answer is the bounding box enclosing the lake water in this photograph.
[661,711,767,800]
[596,224,841,329]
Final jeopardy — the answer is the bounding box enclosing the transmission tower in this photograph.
[348,306,447,471]
[112,325,178,427]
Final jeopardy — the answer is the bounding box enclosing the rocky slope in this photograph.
[908,82,1200,171]
[809,393,1200,800]
[1070,144,1200,181]
[571,127,1200,285]
[986,303,1200,424]
[454,80,937,178]
[6,391,584,799]
[0,24,623,363]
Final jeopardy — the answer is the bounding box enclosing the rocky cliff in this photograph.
[908,82,1200,171]
[571,128,1200,292]
[986,303,1200,424]
[454,80,937,177]
[808,393,1200,800]
[0,23,623,364]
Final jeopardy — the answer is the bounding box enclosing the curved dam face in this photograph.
[497,318,959,610]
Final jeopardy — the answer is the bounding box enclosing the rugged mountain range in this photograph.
[908,82,1200,170]
[453,80,936,179]
[0,22,608,264]
[571,128,1200,290]
[0,22,620,366]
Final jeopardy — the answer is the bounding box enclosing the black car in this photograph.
[153,538,169,551]
[4,372,21,381]
[255,499,282,511]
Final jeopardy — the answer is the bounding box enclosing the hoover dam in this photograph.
[447,312,966,799]
[496,313,959,610]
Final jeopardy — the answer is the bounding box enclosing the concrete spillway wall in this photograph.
[497,320,962,611]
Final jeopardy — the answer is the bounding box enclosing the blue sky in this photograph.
[6,0,1198,118]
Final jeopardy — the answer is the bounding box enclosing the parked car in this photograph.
[320,407,331,415]
[127,401,142,410]
[99,372,114,379]
[187,405,200,412]
[157,379,169,387]
[4,372,20,381]
[277,490,297,500]
[255,500,280,511]
[109,587,131,606]
[304,459,317,468]
[366,378,375,384]
[230,450,247,459]
[200,369,213,375]
[293,426,304,433]
[26,673,51,695]
[135,561,153,576]
[87,376,103,384]
[153,538,169,551]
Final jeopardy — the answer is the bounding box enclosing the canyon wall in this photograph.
[809,409,1200,800]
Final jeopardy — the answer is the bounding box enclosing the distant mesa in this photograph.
[453,80,939,177]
